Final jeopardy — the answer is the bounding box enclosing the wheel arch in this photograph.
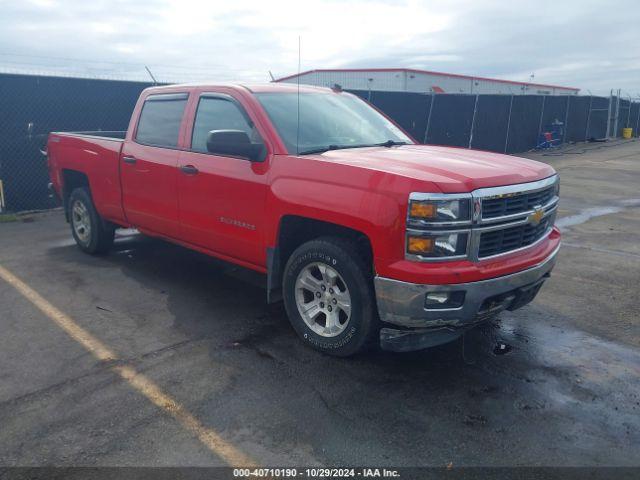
[61,169,90,222]
[267,215,374,303]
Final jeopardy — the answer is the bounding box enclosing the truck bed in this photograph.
[47,131,126,224]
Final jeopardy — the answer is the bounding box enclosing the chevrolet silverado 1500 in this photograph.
[47,83,561,356]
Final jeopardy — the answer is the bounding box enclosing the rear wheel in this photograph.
[283,237,378,356]
[68,187,114,254]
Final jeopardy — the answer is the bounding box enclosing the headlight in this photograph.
[407,232,468,258]
[406,193,472,261]
[408,197,471,223]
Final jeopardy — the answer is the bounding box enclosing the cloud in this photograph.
[0,0,638,94]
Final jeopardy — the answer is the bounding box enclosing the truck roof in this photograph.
[143,82,336,95]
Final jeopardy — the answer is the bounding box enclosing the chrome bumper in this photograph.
[374,246,559,351]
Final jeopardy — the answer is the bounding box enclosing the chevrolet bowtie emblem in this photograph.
[528,207,544,225]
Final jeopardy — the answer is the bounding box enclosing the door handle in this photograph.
[180,165,199,175]
[123,156,137,165]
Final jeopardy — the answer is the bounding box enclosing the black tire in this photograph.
[283,236,378,356]
[68,187,115,254]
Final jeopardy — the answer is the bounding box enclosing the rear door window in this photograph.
[135,93,188,148]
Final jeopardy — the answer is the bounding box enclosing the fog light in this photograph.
[425,291,465,309]
[426,292,449,304]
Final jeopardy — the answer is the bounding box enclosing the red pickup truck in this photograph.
[47,83,561,356]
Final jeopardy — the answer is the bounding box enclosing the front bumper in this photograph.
[374,245,559,352]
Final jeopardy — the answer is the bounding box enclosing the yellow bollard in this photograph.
[622,128,633,139]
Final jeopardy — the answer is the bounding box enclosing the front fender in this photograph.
[266,176,405,264]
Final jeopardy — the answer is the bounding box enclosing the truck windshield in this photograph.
[256,92,413,155]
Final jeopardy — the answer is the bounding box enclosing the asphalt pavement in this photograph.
[0,140,639,468]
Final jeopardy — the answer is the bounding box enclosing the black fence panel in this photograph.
[540,96,569,132]
[371,91,431,141]
[470,95,511,152]
[587,96,610,140]
[506,96,544,153]
[425,94,476,147]
[565,96,591,142]
[347,89,431,141]
[0,73,152,211]
[607,97,617,138]
[630,102,640,137]
[617,98,633,136]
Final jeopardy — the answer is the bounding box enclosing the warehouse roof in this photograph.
[275,68,580,92]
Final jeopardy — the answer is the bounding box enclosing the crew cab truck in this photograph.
[47,83,561,356]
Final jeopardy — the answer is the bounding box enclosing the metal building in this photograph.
[275,68,580,96]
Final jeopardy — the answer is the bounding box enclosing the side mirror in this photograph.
[206,130,263,161]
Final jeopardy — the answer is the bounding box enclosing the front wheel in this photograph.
[68,187,115,254]
[283,237,378,356]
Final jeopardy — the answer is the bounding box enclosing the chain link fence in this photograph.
[350,89,640,153]
[1,72,638,213]
[0,73,153,213]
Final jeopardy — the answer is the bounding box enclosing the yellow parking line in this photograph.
[0,264,256,467]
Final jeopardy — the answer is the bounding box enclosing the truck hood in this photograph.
[308,144,555,192]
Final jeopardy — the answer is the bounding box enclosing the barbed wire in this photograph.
[0,53,274,83]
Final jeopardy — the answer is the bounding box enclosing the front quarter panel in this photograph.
[266,155,429,265]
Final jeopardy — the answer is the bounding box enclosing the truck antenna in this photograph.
[296,36,301,155]
[144,65,158,85]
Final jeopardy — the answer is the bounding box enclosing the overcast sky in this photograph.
[0,0,638,95]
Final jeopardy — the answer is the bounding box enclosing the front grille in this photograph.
[407,176,559,262]
[478,212,554,258]
[482,186,555,219]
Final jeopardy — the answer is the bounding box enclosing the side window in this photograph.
[191,97,261,153]
[135,93,188,147]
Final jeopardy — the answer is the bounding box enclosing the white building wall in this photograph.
[291,70,407,91]
[420,73,472,94]
[279,70,578,96]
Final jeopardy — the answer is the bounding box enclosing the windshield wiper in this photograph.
[299,140,408,155]
[298,145,340,155]
[374,140,409,147]
[298,144,370,155]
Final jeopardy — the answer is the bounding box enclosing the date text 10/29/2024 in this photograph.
[233,468,401,478]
